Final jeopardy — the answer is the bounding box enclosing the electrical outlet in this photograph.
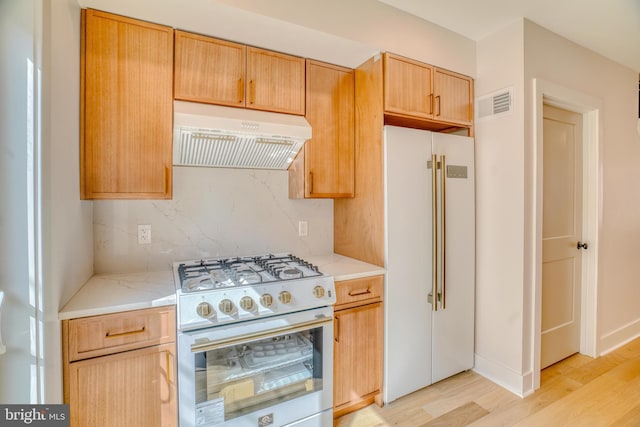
[138,224,151,244]
[298,221,308,237]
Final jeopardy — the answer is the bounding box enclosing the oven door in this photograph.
[178,307,333,427]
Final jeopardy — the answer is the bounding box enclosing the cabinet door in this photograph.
[174,31,246,107]
[246,47,305,115]
[383,53,433,119]
[291,60,354,198]
[81,10,173,199]
[433,68,473,125]
[68,343,177,427]
[334,302,383,411]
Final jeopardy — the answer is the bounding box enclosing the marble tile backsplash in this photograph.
[93,167,334,274]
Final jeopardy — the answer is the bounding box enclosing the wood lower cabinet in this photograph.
[68,343,176,427]
[289,60,354,198]
[62,306,177,427]
[333,275,384,418]
[81,9,174,200]
[383,52,473,129]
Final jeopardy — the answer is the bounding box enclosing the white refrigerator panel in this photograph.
[383,126,434,403]
[383,126,475,403]
[431,132,475,383]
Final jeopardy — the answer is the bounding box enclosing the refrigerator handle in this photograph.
[431,154,438,311]
[440,155,447,310]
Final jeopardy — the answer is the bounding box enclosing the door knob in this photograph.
[577,241,589,250]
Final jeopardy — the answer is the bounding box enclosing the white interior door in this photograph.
[541,104,583,369]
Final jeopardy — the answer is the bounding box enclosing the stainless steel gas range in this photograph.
[173,253,336,427]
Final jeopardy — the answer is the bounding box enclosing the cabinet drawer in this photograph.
[67,306,176,361]
[335,275,383,308]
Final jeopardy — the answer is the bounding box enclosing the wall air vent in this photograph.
[476,87,514,120]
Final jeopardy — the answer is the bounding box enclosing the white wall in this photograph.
[473,20,528,393]
[207,0,476,76]
[94,167,333,274]
[474,18,640,396]
[42,0,93,402]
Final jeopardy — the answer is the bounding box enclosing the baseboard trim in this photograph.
[599,318,640,355]
[473,353,534,398]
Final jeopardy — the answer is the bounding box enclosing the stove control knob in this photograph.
[278,290,292,305]
[196,302,215,319]
[240,296,256,312]
[313,285,325,298]
[218,299,235,315]
[260,293,274,308]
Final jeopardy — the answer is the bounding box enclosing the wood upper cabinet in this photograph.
[81,9,173,200]
[174,32,305,115]
[289,60,354,198]
[246,46,305,115]
[174,30,246,107]
[333,275,384,418]
[383,52,473,127]
[433,67,474,125]
[384,53,434,119]
[63,306,177,427]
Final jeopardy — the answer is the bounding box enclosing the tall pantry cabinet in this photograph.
[80,9,173,200]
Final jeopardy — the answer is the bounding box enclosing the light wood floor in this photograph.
[336,337,640,427]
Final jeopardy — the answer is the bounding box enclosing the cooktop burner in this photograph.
[173,253,335,331]
[175,253,321,293]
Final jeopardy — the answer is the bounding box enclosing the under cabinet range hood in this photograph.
[173,101,312,170]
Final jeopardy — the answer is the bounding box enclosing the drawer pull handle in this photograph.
[348,288,371,297]
[105,326,146,339]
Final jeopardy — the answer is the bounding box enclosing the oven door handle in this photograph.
[190,316,333,353]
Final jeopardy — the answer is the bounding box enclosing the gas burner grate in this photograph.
[175,253,321,293]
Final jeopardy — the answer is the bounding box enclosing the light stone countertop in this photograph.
[59,270,176,320]
[59,254,384,320]
[305,253,385,282]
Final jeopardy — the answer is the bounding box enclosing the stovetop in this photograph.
[175,253,322,294]
[173,253,335,331]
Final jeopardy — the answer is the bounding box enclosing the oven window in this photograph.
[193,326,324,423]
